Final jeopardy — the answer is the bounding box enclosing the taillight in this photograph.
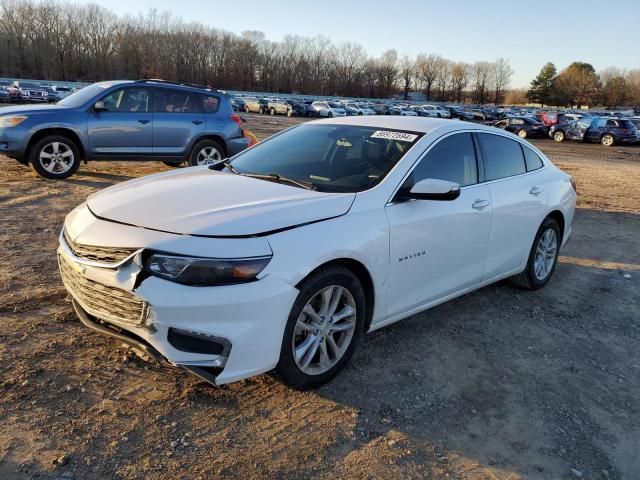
[570,176,577,193]
[229,114,242,127]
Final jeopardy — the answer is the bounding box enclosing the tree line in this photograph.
[527,62,640,108]
[1,0,638,107]
[0,0,516,102]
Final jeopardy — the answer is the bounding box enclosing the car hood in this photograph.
[87,167,356,237]
[0,104,69,115]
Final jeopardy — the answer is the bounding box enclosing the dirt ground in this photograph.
[1,114,639,480]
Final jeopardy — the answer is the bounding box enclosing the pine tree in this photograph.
[527,62,557,106]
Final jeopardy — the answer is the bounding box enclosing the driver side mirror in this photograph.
[397,178,461,201]
[93,101,107,111]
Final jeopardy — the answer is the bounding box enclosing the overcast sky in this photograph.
[98,0,640,88]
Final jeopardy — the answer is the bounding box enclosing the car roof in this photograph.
[310,116,499,135]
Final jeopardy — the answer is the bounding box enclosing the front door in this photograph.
[87,87,153,156]
[566,117,593,141]
[386,132,492,316]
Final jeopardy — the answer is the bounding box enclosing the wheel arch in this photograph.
[295,257,375,333]
[26,128,86,162]
[189,134,227,157]
[546,209,565,242]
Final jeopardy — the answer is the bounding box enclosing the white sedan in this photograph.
[58,117,576,389]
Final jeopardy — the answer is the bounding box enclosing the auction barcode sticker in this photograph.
[371,130,418,142]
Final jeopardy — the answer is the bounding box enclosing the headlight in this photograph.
[144,253,271,286]
[0,115,28,127]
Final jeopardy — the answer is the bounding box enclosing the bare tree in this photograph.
[416,53,442,101]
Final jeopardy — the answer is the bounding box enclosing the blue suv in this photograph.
[0,79,250,179]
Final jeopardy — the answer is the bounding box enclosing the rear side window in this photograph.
[155,88,202,113]
[522,145,544,171]
[478,133,526,180]
[409,132,478,187]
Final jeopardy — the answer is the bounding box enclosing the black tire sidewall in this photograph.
[524,218,561,289]
[188,139,225,167]
[277,266,366,390]
[29,135,80,179]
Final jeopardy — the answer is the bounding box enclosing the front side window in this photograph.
[229,124,422,192]
[478,133,526,181]
[406,133,478,187]
[101,88,150,112]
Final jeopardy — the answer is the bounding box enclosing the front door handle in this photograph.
[192,120,203,125]
[138,119,150,125]
[472,199,490,210]
[529,186,543,196]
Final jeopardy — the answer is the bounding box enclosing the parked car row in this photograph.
[0,80,77,104]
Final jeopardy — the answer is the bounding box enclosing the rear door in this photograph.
[477,133,548,279]
[152,88,205,157]
[87,87,153,156]
[386,132,492,315]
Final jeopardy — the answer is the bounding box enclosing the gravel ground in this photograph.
[0,114,639,480]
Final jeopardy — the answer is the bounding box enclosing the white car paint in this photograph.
[420,104,451,118]
[311,101,346,117]
[59,116,576,386]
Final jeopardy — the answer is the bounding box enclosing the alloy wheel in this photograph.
[534,228,557,281]
[195,146,222,165]
[39,141,74,174]
[292,285,357,375]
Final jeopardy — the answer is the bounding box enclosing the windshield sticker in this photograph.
[371,130,418,142]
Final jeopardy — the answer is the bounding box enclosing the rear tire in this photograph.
[517,129,527,139]
[600,134,614,147]
[511,217,560,290]
[553,130,565,142]
[276,265,365,390]
[270,108,275,115]
[188,139,225,167]
[29,135,81,180]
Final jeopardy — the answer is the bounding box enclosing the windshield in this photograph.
[58,83,117,108]
[228,124,422,193]
[328,102,341,108]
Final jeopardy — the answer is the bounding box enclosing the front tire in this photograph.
[276,265,365,390]
[511,218,560,290]
[517,129,527,139]
[29,135,80,179]
[188,139,225,166]
[553,130,565,142]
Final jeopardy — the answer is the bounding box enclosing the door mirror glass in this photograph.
[94,101,106,111]
[402,178,461,201]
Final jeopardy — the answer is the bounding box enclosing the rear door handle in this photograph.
[138,119,150,125]
[192,120,203,125]
[472,199,490,210]
[529,186,543,196]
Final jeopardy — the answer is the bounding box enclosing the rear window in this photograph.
[478,133,526,181]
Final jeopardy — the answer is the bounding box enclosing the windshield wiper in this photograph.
[215,161,315,190]
[244,172,316,191]
[221,161,241,174]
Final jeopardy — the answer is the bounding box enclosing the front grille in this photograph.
[63,229,137,264]
[59,254,149,326]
